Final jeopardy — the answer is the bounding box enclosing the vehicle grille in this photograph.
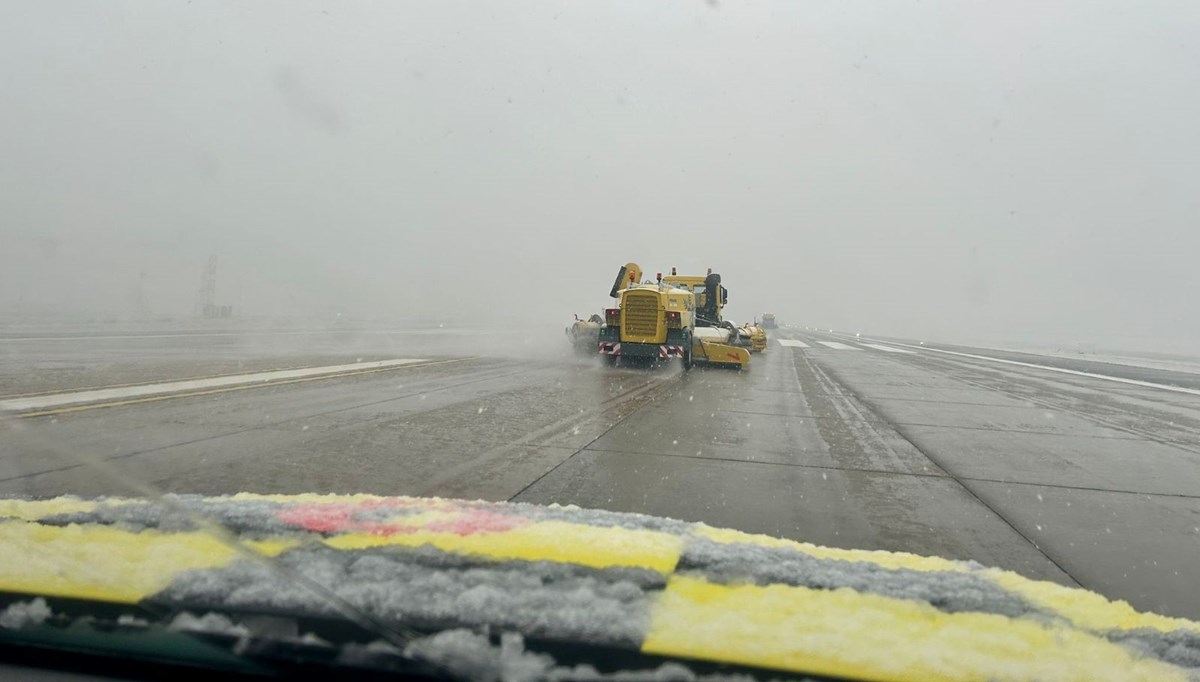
[623,292,660,338]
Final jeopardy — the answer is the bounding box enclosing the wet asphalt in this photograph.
[2,325,1198,620]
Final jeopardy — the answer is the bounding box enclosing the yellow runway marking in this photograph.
[326,520,684,574]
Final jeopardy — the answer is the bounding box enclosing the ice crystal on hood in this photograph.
[0,598,52,630]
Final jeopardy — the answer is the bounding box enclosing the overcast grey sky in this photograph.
[3,1,1198,350]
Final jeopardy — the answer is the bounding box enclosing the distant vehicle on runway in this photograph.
[740,321,768,352]
[761,313,777,329]
[565,313,603,353]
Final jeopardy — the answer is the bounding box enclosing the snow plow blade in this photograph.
[695,339,751,367]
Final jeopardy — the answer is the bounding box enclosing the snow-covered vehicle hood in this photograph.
[0,494,1197,681]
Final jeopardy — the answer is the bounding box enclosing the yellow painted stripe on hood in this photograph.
[0,521,294,604]
[987,568,1200,636]
[324,520,683,574]
[0,498,100,521]
[697,525,967,574]
[642,576,1188,682]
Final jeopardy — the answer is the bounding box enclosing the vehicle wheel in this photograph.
[682,349,693,370]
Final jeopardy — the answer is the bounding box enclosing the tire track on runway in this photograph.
[421,369,684,501]
[796,348,1084,588]
[792,347,947,476]
[913,355,1200,457]
[809,332,1200,453]
[822,331,1200,449]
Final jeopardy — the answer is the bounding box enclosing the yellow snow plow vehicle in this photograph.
[565,313,603,353]
[597,263,751,368]
[740,322,768,352]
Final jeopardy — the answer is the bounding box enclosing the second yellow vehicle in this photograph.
[740,321,768,352]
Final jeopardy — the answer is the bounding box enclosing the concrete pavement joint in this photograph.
[580,440,1200,498]
[715,409,1129,441]
[808,352,1084,588]
[956,476,1200,501]
[870,397,1040,408]
[505,374,685,503]
[721,409,889,424]
[890,421,1148,441]
[581,446,952,479]
[418,370,680,497]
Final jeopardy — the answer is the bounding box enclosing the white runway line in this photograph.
[816,341,859,350]
[0,329,474,343]
[777,340,810,348]
[878,341,1200,398]
[861,343,914,353]
[0,359,428,413]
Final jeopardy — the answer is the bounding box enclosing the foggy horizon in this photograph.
[4,1,1199,353]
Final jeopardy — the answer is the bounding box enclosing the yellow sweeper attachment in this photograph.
[692,327,751,368]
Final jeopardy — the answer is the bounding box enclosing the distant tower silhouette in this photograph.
[197,255,218,318]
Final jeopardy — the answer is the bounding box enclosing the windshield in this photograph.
[3,1,1200,680]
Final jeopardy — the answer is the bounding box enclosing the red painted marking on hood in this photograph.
[276,502,527,537]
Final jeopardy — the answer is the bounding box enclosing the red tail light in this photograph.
[665,311,682,329]
[605,308,621,325]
